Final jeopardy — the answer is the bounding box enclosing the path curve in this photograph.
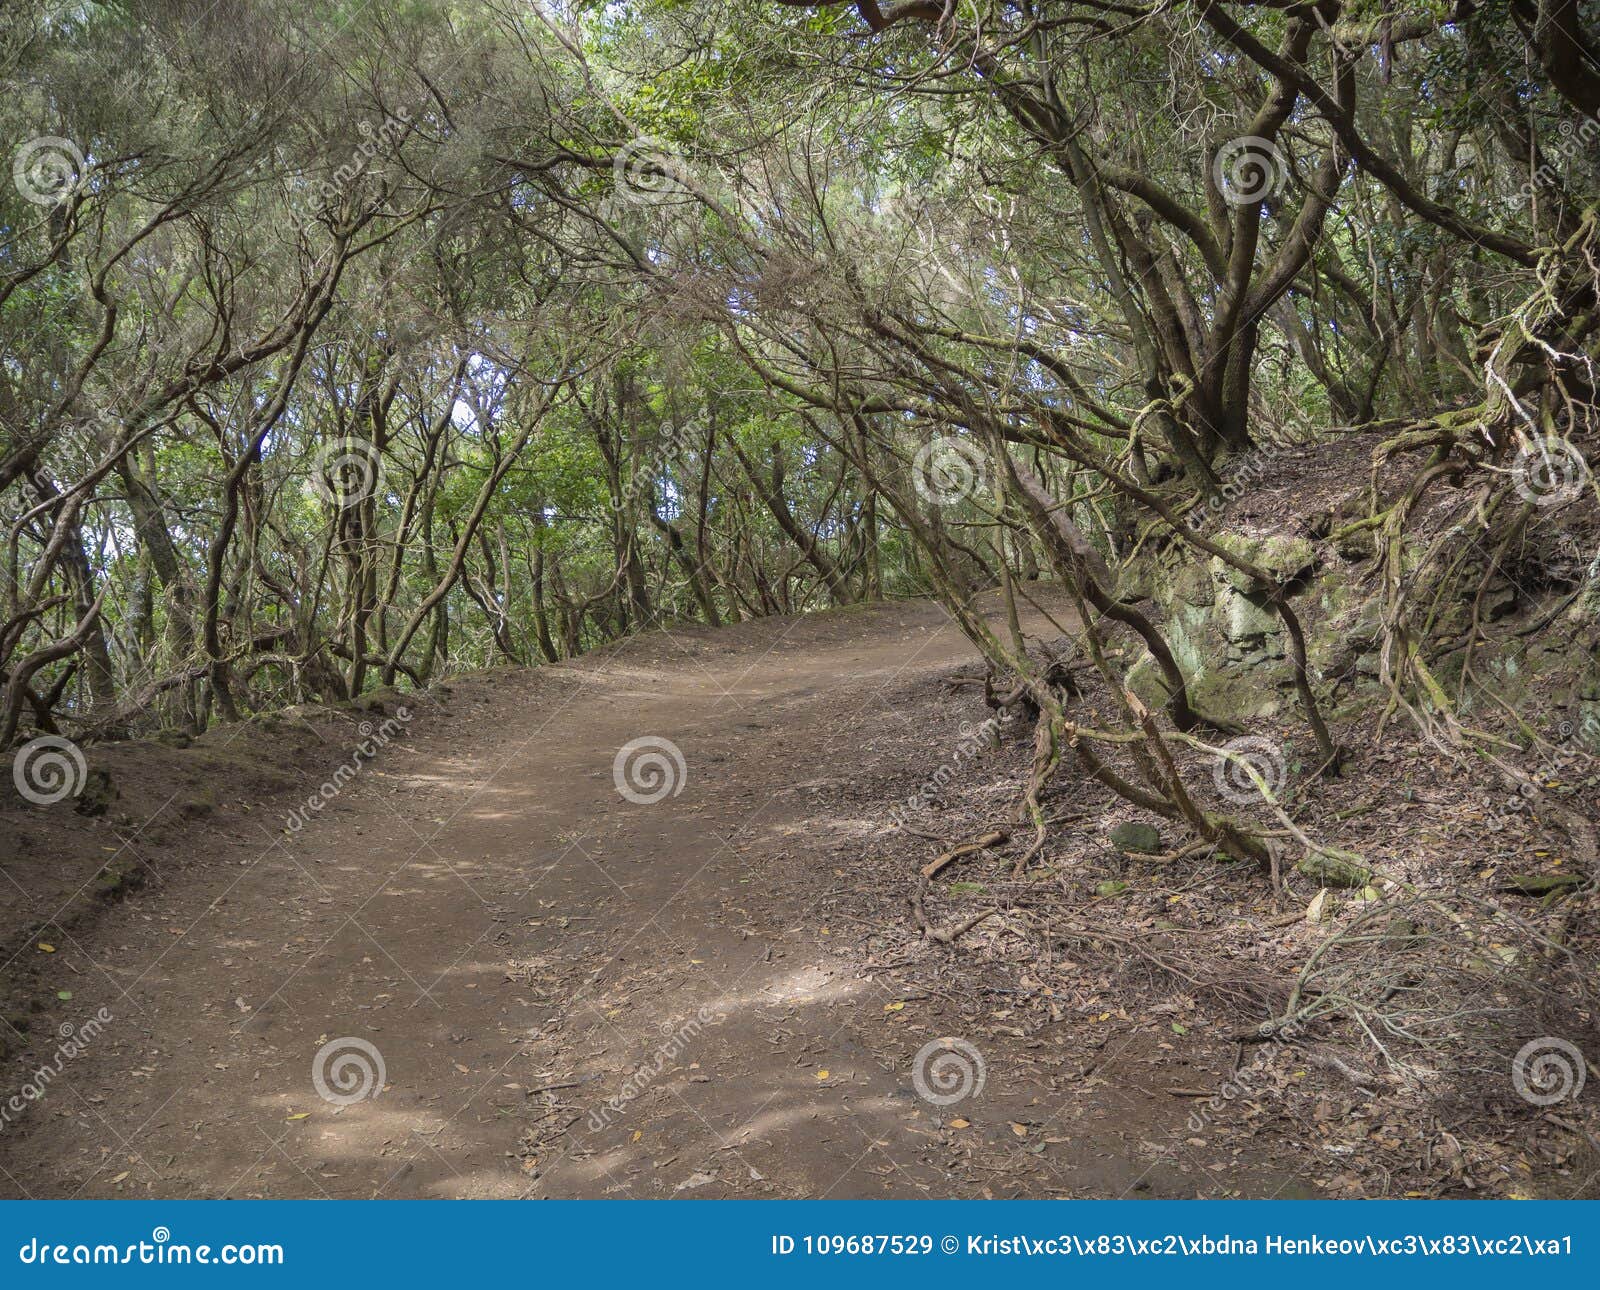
[0,599,1298,1199]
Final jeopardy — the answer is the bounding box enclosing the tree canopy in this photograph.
[3,0,1597,807]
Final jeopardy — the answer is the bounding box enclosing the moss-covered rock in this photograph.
[1109,821,1162,854]
[1124,650,1173,711]
[1577,703,1600,753]
[1220,587,1281,647]
[1190,667,1286,720]
[1498,872,1582,895]
[1166,558,1216,609]
[1296,847,1372,888]
[1209,533,1317,592]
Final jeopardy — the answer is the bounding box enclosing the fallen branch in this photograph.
[908,879,998,945]
[921,829,1010,879]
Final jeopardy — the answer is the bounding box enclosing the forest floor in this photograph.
[0,594,1591,1198]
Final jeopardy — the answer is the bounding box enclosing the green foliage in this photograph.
[1,0,1593,742]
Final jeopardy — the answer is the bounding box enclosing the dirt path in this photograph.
[0,600,1307,1199]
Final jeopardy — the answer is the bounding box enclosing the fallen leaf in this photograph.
[286,1113,310,1121]
[1010,1122,1028,1137]
[37,943,55,954]
[884,1002,905,1013]
[949,1118,970,1129]
[815,1069,830,1080]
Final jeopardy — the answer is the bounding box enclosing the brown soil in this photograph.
[0,595,1590,1199]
